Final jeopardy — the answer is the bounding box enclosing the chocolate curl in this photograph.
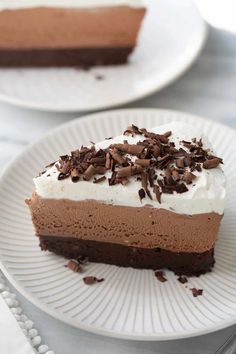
[176,158,185,168]
[93,176,106,184]
[138,188,146,202]
[163,131,172,137]
[71,168,80,183]
[172,169,180,182]
[59,160,71,174]
[153,185,161,203]
[153,145,161,158]
[58,172,70,180]
[135,159,150,167]
[203,158,221,169]
[141,172,148,190]
[155,271,167,282]
[144,132,169,144]
[123,127,135,137]
[83,165,96,181]
[157,154,171,163]
[66,260,82,273]
[108,171,117,186]
[95,166,107,175]
[105,152,111,169]
[83,276,104,285]
[89,156,106,166]
[183,171,196,184]
[164,168,171,179]
[117,164,144,179]
[175,183,188,193]
[110,144,144,156]
[110,149,128,166]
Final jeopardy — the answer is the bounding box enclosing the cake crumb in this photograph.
[178,276,188,284]
[83,276,104,285]
[191,288,203,297]
[154,271,167,283]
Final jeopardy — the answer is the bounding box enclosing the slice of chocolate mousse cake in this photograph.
[26,122,226,275]
[0,0,146,67]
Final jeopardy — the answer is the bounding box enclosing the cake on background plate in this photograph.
[0,0,146,67]
[26,122,226,275]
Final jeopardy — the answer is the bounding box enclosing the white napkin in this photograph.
[0,295,35,354]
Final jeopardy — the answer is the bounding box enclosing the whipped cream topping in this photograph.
[34,122,226,215]
[0,0,145,10]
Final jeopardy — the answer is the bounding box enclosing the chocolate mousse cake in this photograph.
[0,0,146,67]
[26,122,226,275]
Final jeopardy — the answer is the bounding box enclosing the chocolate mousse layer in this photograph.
[0,6,145,67]
[27,193,222,273]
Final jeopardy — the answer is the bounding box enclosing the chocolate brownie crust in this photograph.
[40,236,215,275]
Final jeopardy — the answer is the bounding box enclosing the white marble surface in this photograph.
[1,26,236,353]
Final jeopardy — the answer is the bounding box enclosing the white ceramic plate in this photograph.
[1,109,236,341]
[0,0,207,112]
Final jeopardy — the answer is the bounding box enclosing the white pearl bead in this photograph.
[25,320,34,330]
[18,321,25,329]
[38,345,49,353]
[12,299,19,307]
[5,298,14,307]
[15,307,23,314]
[20,314,28,322]
[14,314,21,321]
[28,328,38,338]
[45,351,54,354]
[1,291,11,298]
[22,329,28,336]
[31,335,41,347]
[0,284,6,292]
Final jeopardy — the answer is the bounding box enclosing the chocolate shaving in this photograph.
[172,169,180,182]
[175,183,188,193]
[110,149,128,166]
[111,143,144,156]
[83,165,97,181]
[163,131,172,137]
[178,276,188,284]
[146,188,153,200]
[58,172,70,180]
[45,161,56,168]
[105,152,111,169]
[191,288,203,297]
[138,188,146,202]
[183,171,196,184]
[95,166,107,175]
[155,271,167,283]
[203,158,221,169]
[141,172,148,190]
[83,276,104,285]
[71,168,80,182]
[135,159,150,167]
[66,260,82,273]
[153,185,161,203]
[117,164,143,179]
[93,176,106,184]
[176,158,185,168]
[108,171,117,186]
